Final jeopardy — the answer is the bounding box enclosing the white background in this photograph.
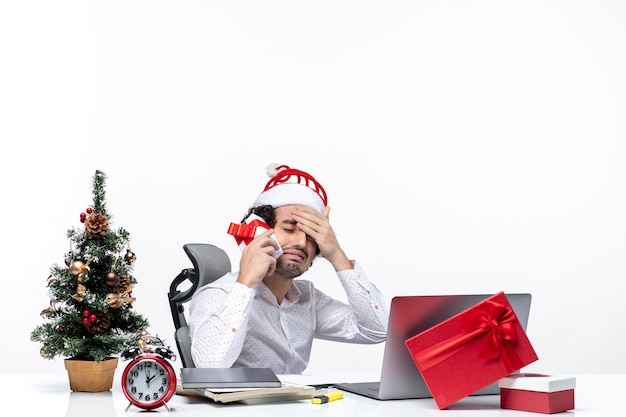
[1,1,624,376]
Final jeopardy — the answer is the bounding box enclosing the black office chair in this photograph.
[168,243,231,368]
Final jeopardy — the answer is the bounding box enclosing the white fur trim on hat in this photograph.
[253,183,325,213]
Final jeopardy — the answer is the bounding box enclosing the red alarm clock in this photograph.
[121,336,177,411]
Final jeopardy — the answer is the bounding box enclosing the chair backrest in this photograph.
[168,243,231,368]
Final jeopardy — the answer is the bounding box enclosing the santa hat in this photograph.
[252,163,327,213]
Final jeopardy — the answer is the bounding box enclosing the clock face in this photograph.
[121,355,176,409]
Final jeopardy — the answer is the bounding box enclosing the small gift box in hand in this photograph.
[404,291,539,409]
[227,214,283,258]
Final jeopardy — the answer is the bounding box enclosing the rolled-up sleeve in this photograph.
[314,261,388,343]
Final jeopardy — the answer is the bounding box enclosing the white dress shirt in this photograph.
[189,261,388,374]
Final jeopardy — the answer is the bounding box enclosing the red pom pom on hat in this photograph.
[252,163,328,212]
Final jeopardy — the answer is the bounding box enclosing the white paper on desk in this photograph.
[207,382,306,393]
[279,373,379,387]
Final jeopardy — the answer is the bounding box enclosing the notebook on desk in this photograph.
[335,293,533,400]
[180,367,282,389]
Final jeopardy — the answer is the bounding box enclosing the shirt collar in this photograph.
[257,280,302,305]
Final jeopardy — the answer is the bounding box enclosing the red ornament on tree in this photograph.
[86,207,93,214]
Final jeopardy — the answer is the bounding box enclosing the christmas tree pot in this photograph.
[64,357,119,392]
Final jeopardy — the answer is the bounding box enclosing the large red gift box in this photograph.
[404,291,538,409]
[499,373,575,414]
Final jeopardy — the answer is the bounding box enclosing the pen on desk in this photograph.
[312,391,343,404]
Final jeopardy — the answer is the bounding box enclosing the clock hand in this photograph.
[145,370,156,386]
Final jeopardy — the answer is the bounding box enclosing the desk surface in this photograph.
[2,373,621,416]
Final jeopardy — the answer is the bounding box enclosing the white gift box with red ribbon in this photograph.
[227,214,283,258]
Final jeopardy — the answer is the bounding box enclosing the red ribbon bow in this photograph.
[227,219,270,246]
[412,300,523,374]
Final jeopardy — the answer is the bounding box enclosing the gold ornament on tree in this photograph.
[105,292,136,309]
[116,276,133,295]
[40,346,52,359]
[71,281,87,302]
[125,248,137,264]
[46,274,58,287]
[134,330,165,353]
[105,293,123,308]
[69,260,90,276]
[136,337,147,351]
[69,260,90,302]
[40,301,57,316]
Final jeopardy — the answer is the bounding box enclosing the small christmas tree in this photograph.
[31,170,149,362]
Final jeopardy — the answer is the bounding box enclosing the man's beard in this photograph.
[275,262,305,279]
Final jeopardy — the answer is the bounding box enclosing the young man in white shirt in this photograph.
[189,164,388,373]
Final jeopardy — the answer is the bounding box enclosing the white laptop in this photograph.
[335,293,533,400]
